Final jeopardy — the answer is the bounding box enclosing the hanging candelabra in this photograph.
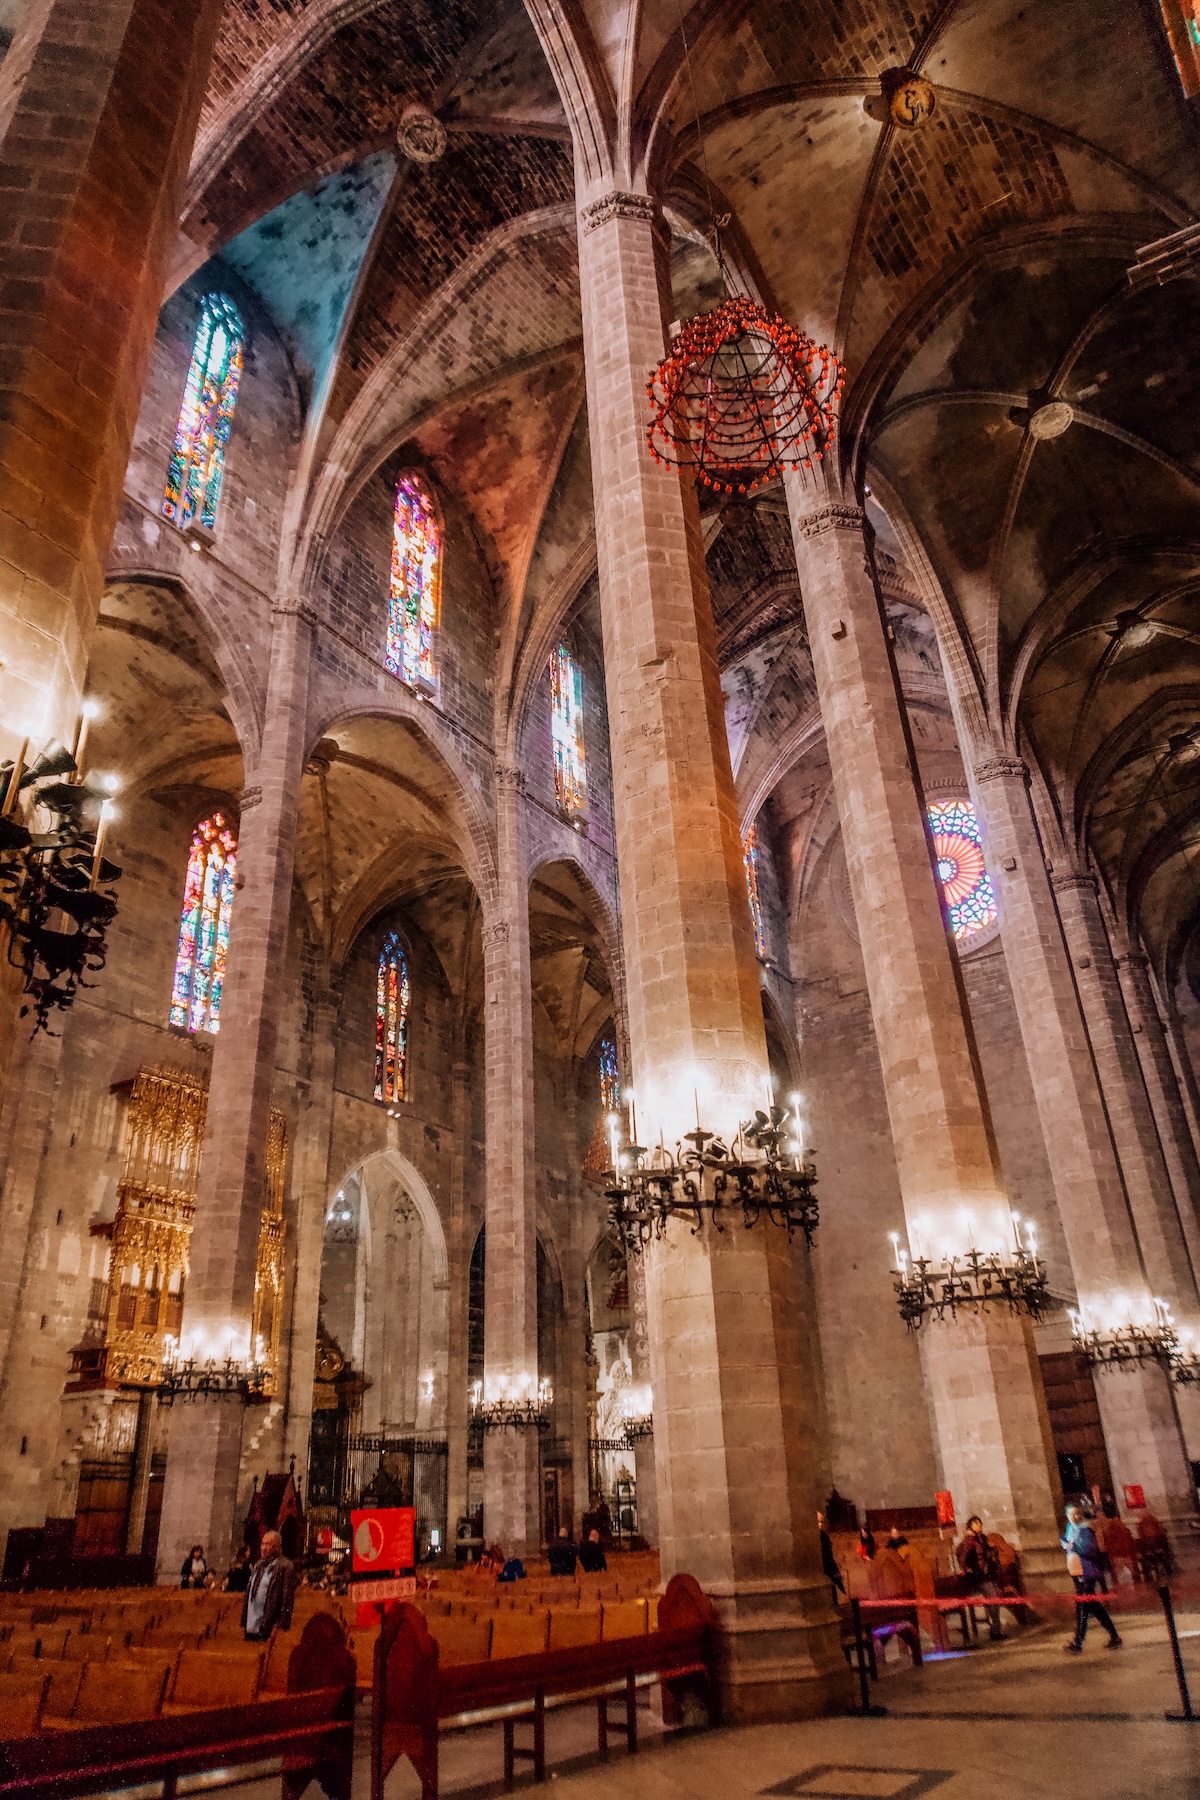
[1171,1330,1200,1385]
[0,735,122,1032]
[621,1385,654,1441]
[470,1375,553,1431]
[646,293,844,494]
[605,1098,818,1255]
[1070,1297,1179,1371]
[157,1336,271,1405]
[889,1212,1049,1330]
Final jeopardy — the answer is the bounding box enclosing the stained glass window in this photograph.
[170,813,237,1033]
[550,642,586,815]
[1159,1,1200,97]
[599,1034,620,1115]
[743,824,766,958]
[928,799,998,941]
[163,294,244,531]
[387,476,440,688]
[375,931,410,1104]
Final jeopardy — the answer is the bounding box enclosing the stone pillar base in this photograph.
[708,1579,854,1725]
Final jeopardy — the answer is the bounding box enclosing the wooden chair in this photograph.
[489,1612,549,1660]
[425,1617,492,1665]
[0,1672,49,1740]
[601,1600,647,1640]
[62,1660,170,1727]
[165,1647,263,1713]
[24,1659,84,1723]
[548,1609,601,1651]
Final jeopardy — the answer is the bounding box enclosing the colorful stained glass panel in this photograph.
[1159,1,1200,97]
[375,931,410,1103]
[162,294,244,531]
[928,798,998,941]
[170,813,237,1033]
[387,476,440,688]
[743,824,766,958]
[550,642,587,815]
[599,1034,620,1115]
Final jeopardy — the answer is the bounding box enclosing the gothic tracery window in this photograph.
[170,813,237,1034]
[549,642,586,816]
[387,475,440,689]
[163,294,245,531]
[928,798,998,942]
[374,931,410,1104]
[743,824,766,959]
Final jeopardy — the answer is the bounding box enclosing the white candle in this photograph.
[1,737,27,817]
[89,801,112,890]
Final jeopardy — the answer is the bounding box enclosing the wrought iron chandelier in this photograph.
[1171,1333,1200,1385]
[158,1344,271,1406]
[646,293,844,494]
[470,1377,552,1432]
[620,1384,653,1441]
[892,1244,1050,1330]
[1070,1299,1179,1371]
[605,1103,818,1254]
[0,738,122,1032]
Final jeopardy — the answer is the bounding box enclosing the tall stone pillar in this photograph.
[1052,877,1200,1306]
[578,190,848,1722]
[444,1058,472,1544]
[156,605,314,1576]
[970,758,1195,1530]
[781,480,1062,1572]
[1163,1007,1200,1161]
[480,769,540,1555]
[0,0,225,746]
[1115,952,1200,1277]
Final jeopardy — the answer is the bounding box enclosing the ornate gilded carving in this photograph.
[70,1065,287,1397]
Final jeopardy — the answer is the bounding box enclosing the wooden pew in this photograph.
[0,1612,355,1800]
[371,1572,717,1800]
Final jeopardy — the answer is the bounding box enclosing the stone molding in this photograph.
[272,601,320,629]
[239,784,263,811]
[1115,951,1150,971]
[481,919,511,951]
[579,191,661,234]
[494,764,527,794]
[973,756,1028,784]
[794,503,865,539]
[1050,872,1099,895]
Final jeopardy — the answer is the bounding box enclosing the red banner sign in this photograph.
[1123,1483,1146,1510]
[351,1506,416,1576]
[935,1490,955,1528]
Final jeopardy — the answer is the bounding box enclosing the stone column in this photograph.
[1163,1008,1200,1161]
[444,1060,472,1544]
[480,769,540,1555]
[970,759,1195,1531]
[156,605,314,1576]
[781,482,1062,1573]
[0,0,225,746]
[579,189,848,1723]
[1115,953,1200,1280]
[1053,877,1200,1307]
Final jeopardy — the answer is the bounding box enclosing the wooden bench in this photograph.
[0,1612,355,1800]
[371,1573,717,1800]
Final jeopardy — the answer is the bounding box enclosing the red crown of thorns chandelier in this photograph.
[646,295,844,494]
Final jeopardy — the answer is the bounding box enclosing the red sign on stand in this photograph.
[351,1507,417,1626]
[1122,1484,1146,1510]
[935,1490,955,1529]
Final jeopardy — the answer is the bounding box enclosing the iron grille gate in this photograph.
[313,1435,448,1562]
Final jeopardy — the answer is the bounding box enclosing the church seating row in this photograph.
[0,1614,354,1800]
[371,1574,716,1800]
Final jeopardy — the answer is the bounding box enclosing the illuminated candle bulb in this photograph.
[89,800,113,890]
[1,737,28,817]
[71,700,98,779]
[1010,1212,1022,1252]
[628,1091,637,1145]
[911,1217,924,1260]
[889,1231,900,1269]
[694,1087,701,1130]
[1025,1220,1038,1257]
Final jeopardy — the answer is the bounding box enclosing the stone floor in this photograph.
[157,1599,1200,1800]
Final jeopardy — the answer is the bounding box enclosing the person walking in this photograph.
[242,1529,297,1642]
[1062,1505,1122,1653]
[180,1544,207,1589]
[958,1515,1005,1641]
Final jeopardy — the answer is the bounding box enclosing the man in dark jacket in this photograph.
[958,1515,1004,1640]
[242,1530,297,1641]
[1062,1506,1121,1652]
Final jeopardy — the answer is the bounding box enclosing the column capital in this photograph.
[238,784,263,811]
[1050,871,1099,896]
[494,764,527,794]
[271,601,320,629]
[481,918,512,952]
[973,755,1028,784]
[792,502,867,540]
[579,190,662,235]
[1115,951,1150,971]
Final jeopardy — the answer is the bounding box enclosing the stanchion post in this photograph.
[850,1598,887,1717]
[1158,1585,1198,1723]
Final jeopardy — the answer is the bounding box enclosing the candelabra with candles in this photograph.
[1070,1297,1179,1371]
[604,1090,818,1254]
[621,1385,654,1441]
[470,1375,553,1431]
[157,1336,271,1405]
[1171,1329,1200,1385]
[890,1211,1049,1330]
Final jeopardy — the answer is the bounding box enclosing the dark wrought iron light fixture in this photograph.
[1171,1332,1200,1385]
[469,1376,552,1431]
[1070,1298,1179,1371]
[605,1104,818,1254]
[158,1343,270,1406]
[0,739,122,1032]
[893,1246,1050,1330]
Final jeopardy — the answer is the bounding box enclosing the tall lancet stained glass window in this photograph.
[375,932,410,1104]
[743,824,766,958]
[387,476,440,688]
[550,642,586,816]
[1159,2,1200,96]
[928,799,997,942]
[599,1034,620,1116]
[163,294,244,531]
[171,813,237,1034]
